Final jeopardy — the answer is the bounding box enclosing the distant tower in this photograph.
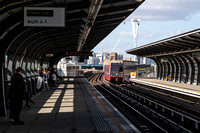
[131,19,140,62]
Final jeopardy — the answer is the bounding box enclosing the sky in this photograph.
[92,0,200,58]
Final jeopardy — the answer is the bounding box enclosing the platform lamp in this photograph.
[131,19,140,62]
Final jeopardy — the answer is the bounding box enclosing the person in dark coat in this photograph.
[8,67,26,125]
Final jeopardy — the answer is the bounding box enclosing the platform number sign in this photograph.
[192,52,200,58]
[66,51,92,56]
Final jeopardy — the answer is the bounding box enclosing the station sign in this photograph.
[79,70,84,77]
[66,51,92,56]
[130,72,136,79]
[192,52,200,58]
[46,54,53,57]
[138,68,146,71]
[24,7,65,27]
[161,58,168,63]
[66,57,72,60]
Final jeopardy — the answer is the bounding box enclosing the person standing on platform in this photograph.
[36,68,43,91]
[23,91,35,109]
[43,68,50,91]
[48,68,54,87]
[8,67,26,125]
[52,69,57,87]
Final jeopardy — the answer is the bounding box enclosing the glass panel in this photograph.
[111,63,123,76]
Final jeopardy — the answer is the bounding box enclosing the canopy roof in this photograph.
[126,28,200,57]
[0,0,144,64]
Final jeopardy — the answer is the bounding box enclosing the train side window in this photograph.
[105,65,109,72]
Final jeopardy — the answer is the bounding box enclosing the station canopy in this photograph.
[0,0,144,65]
[126,28,200,57]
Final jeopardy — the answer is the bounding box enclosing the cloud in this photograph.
[119,31,133,37]
[130,0,200,21]
[169,29,183,36]
[139,32,156,39]
[119,30,163,40]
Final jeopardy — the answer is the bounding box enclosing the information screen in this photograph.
[27,10,53,17]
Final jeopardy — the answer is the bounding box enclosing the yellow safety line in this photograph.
[84,80,126,133]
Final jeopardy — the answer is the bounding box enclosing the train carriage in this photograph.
[104,63,124,83]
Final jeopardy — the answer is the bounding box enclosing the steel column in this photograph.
[167,57,175,81]
[183,55,195,84]
[178,56,189,83]
[152,58,161,79]
[193,58,200,85]
[171,57,180,82]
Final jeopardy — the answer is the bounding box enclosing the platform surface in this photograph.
[130,78,200,97]
[0,78,96,133]
[0,78,139,133]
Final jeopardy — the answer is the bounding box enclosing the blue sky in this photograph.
[93,0,200,58]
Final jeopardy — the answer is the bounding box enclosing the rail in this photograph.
[88,73,199,132]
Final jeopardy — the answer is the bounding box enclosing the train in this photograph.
[104,63,124,83]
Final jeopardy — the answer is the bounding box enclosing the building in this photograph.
[85,52,110,65]
[125,57,132,61]
[103,52,123,65]
[137,57,155,65]
[110,52,117,60]
[87,56,100,64]
[96,52,110,64]
[117,54,123,60]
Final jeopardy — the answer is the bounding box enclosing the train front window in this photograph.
[111,64,123,76]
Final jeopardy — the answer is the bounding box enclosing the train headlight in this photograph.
[115,78,119,82]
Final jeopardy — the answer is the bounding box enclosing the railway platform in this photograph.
[129,78,200,101]
[0,78,139,133]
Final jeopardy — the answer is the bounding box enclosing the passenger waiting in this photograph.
[8,67,26,125]
[52,69,57,87]
[48,68,54,87]
[23,92,35,109]
[36,68,43,91]
[42,68,49,91]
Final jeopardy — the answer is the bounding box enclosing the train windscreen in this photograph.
[111,64,123,76]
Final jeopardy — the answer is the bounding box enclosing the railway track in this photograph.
[87,73,200,133]
[130,80,200,103]
[88,73,166,133]
[122,84,200,120]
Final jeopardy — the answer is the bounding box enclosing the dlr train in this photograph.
[104,63,124,83]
